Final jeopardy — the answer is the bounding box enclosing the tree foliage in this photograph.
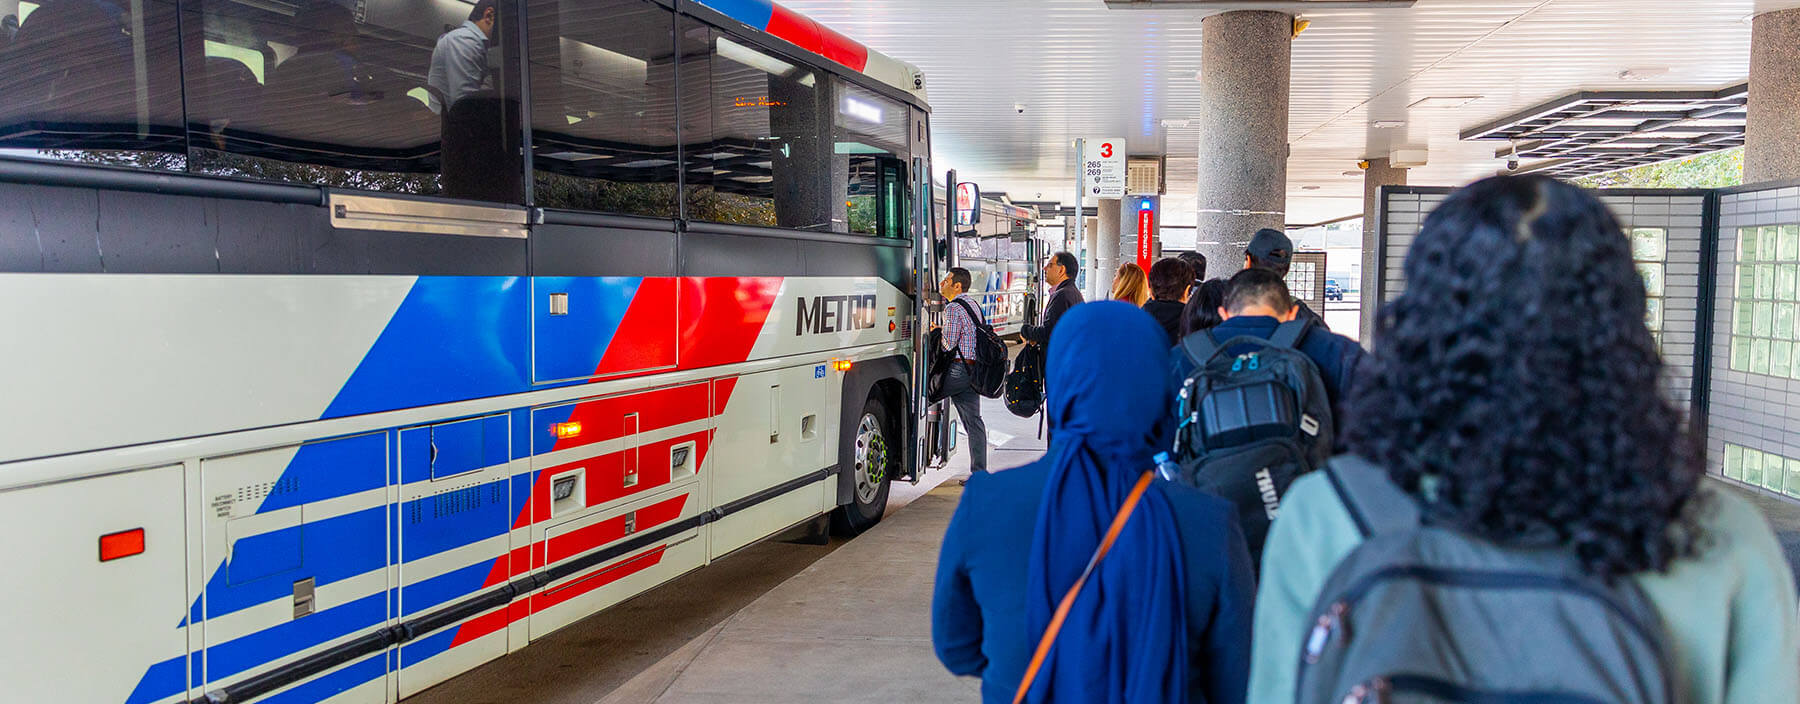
[1572,148,1744,190]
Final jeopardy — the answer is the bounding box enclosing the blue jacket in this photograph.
[931,460,1257,704]
[1169,316,1365,428]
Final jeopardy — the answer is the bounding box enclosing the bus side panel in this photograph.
[518,384,714,642]
[394,414,515,699]
[708,363,834,559]
[0,465,189,704]
[196,434,391,704]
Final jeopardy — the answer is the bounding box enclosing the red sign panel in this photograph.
[1136,209,1155,271]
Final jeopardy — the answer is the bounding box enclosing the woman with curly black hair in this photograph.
[1247,175,1798,704]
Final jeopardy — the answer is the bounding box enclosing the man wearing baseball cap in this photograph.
[1244,228,1328,331]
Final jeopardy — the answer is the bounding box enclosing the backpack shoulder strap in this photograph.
[1269,317,1313,349]
[1322,456,1419,539]
[1180,330,1220,367]
[952,296,985,326]
[1012,470,1155,704]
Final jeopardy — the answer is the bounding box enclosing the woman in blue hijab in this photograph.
[932,301,1256,704]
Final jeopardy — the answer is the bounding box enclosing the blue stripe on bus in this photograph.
[531,276,642,384]
[205,591,387,683]
[510,471,536,525]
[258,652,387,704]
[322,276,532,420]
[256,431,387,514]
[510,408,531,460]
[696,0,774,29]
[122,655,185,704]
[190,506,386,624]
[401,561,495,616]
[399,627,459,669]
[399,479,510,561]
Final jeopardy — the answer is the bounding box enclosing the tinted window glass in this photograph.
[831,78,905,236]
[183,0,523,202]
[0,0,186,170]
[683,27,829,231]
[527,0,676,217]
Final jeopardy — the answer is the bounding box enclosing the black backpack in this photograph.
[950,298,1006,398]
[1169,319,1332,564]
[1297,457,1675,704]
[1004,341,1044,418]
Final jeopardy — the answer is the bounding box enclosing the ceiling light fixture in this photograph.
[1410,96,1482,109]
[1617,67,1670,81]
[1372,120,1406,129]
[1160,119,1192,128]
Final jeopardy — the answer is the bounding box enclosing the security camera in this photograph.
[1014,104,1027,115]
[1506,157,1520,171]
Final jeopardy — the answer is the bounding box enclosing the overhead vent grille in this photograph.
[1463,84,1747,180]
[1127,157,1164,196]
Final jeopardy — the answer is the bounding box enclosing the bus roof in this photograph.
[696,0,928,106]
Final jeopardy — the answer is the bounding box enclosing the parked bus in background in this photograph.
[934,185,1041,337]
[0,0,955,702]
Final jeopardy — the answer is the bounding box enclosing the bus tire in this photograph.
[832,394,894,535]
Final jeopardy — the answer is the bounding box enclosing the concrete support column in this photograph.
[1360,158,1407,334]
[1195,10,1292,267]
[1094,201,1122,298]
[1748,7,1800,183]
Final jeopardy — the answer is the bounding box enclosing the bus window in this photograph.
[0,0,186,171]
[832,77,906,235]
[682,25,830,231]
[527,0,678,218]
[878,158,906,239]
[182,0,524,203]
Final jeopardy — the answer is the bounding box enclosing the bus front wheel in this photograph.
[832,395,894,535]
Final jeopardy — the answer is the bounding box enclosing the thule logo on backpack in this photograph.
[1256,467,1279,520]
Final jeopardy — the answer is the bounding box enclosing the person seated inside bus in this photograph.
[257,1,430,144]
[0,0,142,123]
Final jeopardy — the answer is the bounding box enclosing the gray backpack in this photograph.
[1296,457,1679,704]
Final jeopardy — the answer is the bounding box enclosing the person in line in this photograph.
[1172,268,1363,423]
[1111,261,1150,307]
[1177,250,1207,286]
[1021,251,1084,349]
[1249,175,1800,704]
[933,302,1255,704]
[1143,257,1194,345]
[939,266,988,476]
[1179,278,1229,338]
[1242,228,1327,330]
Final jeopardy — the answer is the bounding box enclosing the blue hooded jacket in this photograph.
[932,302,1257,704]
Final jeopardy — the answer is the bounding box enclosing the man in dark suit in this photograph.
[1021,251,1084,348]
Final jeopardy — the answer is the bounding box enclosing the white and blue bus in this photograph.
[0,0,958,701]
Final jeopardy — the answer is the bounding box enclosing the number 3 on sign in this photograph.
[1100,143,1113,158]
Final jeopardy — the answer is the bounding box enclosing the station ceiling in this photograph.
[780,0,1800,226]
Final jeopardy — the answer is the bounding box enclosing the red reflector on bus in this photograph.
[100,528,145,562]
[553,421,583,439]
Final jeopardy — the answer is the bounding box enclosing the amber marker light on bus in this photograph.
[553,421,583,439]
[833,360,853,372]
[99,528,145,562]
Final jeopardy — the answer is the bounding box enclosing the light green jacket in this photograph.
[1249,473,1800,704]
